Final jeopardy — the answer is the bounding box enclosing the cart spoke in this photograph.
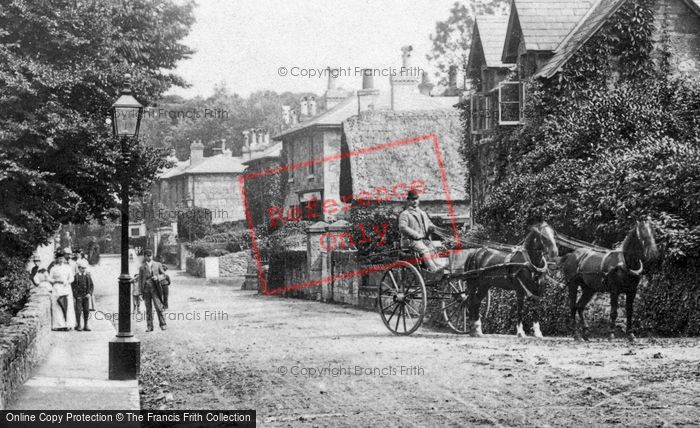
[380,280,397,295]
[395,305,402,331]
[386,302,400,325]
[387,271,400,292]
[402,306,407,332]
[380,300,398,314]
[404,301,421,318]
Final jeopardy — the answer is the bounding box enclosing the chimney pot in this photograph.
[308,96,317,116]
[327,68,338,90]
[401,45,413,68]
[299,97,309,116]
[361,69,374,90]
[189,141,205,166]
[282,105,291,125]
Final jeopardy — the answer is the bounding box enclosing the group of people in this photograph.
[32,248,94,331]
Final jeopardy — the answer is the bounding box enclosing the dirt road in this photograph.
[92,257,700,427]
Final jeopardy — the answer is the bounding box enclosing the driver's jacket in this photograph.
[398,207,436,249]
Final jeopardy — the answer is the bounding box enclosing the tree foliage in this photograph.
[140,87,319,160]
[427,0,509,86]
[0,0,195,262]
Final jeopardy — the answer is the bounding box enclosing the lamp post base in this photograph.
[108,336,140,380]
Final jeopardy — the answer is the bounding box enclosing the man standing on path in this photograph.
[72,259,93,331]
[139,249,167,332]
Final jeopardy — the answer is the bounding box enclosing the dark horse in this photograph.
[450,221,559,337]
[560,220,658,340]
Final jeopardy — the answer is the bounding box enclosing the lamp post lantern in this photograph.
[108,74,143,380]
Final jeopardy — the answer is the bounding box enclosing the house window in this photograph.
[299,191,323,221]
[130,227,141,237]
[498,81,523,125]
[471,91,499,134]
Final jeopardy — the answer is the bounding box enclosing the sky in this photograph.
[167,0,462,99]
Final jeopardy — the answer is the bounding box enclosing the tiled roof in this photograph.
[511,0,595,52]
[273,95,357,140]
[241,142,283,165]
[536,0,700,79]
[273,89,459,140]
[536,0,626,79]
[159,154,247,178]
[476,15,510,68]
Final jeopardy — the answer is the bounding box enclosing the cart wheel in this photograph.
[441,279,470,334]
[378,261,427,335]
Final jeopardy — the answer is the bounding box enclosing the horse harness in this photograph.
[465,246,549,299]
[576,249,643,282]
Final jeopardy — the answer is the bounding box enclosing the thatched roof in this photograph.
[341,110,468,203]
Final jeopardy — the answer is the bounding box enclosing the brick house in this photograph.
[273,46,463,223]
[467,0,700,138]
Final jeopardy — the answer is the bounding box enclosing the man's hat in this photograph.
[407,189,420,200]
[63,247,72,256]
[144,249,153,256]
[54,250,64,258]
[77,259,89,269]
[32,255,41,262]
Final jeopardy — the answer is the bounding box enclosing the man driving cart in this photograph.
[398,189,449,273]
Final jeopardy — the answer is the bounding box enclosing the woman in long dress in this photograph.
[48,251,76,330]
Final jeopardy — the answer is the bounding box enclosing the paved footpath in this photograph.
[9,255,140,410]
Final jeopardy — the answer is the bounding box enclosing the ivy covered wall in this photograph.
[459,0,700,336]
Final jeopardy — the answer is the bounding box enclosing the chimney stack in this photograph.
[291,109,299,124]
[189,140,204,166]
[263,131,270,147]
[418,72,434,96]
[401,45,413,68]
[391,45,420,110]
[448,65,457,93]
[308,96,317,116]
[299,97,309,117]
[325,67,348,110]
[282,105,291,125]
[357,69,379,114]
[327,67,338,89]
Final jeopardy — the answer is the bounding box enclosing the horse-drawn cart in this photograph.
[365,221,559,336]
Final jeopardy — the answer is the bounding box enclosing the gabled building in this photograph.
[467,0,700,137]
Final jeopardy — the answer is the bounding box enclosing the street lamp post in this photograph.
[108,74,143,380]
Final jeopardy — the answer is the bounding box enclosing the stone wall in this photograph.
[0,287,52,409]
[185,256,205,277]
[218,251,248,277]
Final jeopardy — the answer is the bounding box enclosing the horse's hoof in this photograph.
[627,332,636,342]
[532,322,543,338]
